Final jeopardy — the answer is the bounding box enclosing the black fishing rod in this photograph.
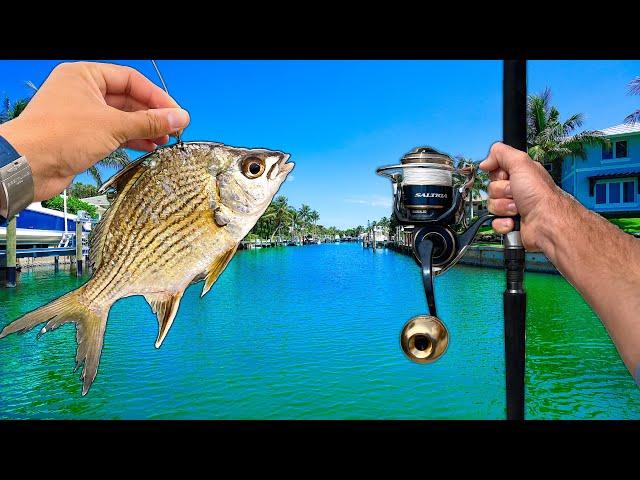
[502,60,527,420]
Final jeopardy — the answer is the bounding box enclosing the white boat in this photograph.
[0,202,91,247]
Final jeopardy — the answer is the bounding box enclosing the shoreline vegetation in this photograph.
[245,195,372,244]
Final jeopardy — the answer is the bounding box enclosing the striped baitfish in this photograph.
[0,141,294,395]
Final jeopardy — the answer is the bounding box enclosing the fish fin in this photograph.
[201,245,238,298]
[0,285,109,396]
[144,291,184,348]
[98,155,149,195]
[89,166,146,271]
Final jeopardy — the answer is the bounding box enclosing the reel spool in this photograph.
[377,146,497,364]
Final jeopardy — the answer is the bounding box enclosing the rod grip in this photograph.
[504,241,525,420]
[503,290,526,420]
[504,246,525,292]
[512,214,521,231]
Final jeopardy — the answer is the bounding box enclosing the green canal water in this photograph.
[0,243,638,419]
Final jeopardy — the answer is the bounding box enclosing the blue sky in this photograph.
[1,60,639,228]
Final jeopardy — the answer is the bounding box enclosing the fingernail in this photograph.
[507,202,517,212]
[168,109,189,130]
[504,184,511,196]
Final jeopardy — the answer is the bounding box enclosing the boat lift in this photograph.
[2,209,95,285]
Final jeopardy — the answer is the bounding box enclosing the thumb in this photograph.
[116,108,190,141]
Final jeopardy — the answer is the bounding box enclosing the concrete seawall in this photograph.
[387,242,558,274]
[458,245,558,274]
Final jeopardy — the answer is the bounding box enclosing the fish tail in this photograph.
[0,285,109,396]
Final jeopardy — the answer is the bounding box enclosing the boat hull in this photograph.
[0,227,64,246]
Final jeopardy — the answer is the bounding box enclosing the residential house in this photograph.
[561,123,640,217]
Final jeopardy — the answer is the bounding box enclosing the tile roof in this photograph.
[596,123,640,136]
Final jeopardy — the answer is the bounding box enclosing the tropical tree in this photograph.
[41,195,98,219]
[70,181,99,199]
[0,97,29,122]
[308,210,320,237]
[456,157,489,219]
[527,88,609,185]
[86,149,130,186]
[288,207,302,240]
[262,195,291,242]
[625,76,640,124]
[298,204,312,237]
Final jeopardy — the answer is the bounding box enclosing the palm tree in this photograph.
[1,85,130,188]
[298,204,312,238]
[86,149,129,186]
[0,97,29,122]
[288,207,302,241]
[456,157,489,219]
[527,88,609,185]
[308,210,320,237]
[625,76,640,124]
[261,195,291,242]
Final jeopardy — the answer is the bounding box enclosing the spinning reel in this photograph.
[377,146,497,363]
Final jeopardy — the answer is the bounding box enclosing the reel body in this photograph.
[377,146,496,363]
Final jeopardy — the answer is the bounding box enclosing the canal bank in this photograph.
[386,241,558,274]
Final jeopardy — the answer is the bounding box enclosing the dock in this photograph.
[0,246,76,259]
[1,213,89,287]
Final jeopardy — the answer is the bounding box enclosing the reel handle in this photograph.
[402,237,449,364]
[416,238,437,317]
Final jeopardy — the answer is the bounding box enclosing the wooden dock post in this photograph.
[75,220,83,276]
[5,215,17,287]
[54,256,59,272]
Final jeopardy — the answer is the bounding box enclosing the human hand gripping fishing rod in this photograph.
[376,61,527,421]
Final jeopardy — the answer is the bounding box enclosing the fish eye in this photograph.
[241,157,265,179]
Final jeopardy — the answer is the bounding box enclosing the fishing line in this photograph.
[151,59,182,143]
[403,168,452,187]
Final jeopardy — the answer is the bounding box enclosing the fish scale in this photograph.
[0,141,294,395]
[87,154,213,296]
[86,158,215,303]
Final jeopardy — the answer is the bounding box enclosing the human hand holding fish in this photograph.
[0,61,191,201]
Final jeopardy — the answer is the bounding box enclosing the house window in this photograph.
[602,140,629,160]
[609,182,620,203]
[623,181,635,203]
[595,183,606,204]
[603,140,629,160]
[595,178,637,205]
[615,141,628,158]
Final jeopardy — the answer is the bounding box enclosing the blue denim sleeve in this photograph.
[0,135,21,167]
